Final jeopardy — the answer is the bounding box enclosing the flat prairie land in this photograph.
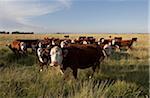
[0,33,149,98]
[0,33,149,47]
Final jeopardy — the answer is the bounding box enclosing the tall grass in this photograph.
[0,66,144,98]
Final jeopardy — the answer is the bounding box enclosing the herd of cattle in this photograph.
[6,36,137,78]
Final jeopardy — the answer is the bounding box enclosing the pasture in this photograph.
[0,33,149,98]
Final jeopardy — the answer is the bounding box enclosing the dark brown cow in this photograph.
[50,44,107,79]
[84,37,96,44]
[71,36,96,44]
[79,36,86,40]
[99,38,112,45]
[114,37,122,41]
[71,39,81,44]
[64,35,69,38]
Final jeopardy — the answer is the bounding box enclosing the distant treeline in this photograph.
[0,31,34,34]
[0,31,9,34]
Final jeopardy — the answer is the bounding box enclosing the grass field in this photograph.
[0,33,149,98]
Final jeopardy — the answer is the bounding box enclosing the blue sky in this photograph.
[0,0,148,33]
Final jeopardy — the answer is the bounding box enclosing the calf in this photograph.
[50,44,107,79]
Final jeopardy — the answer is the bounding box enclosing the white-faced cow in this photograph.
[50,44,108,79]
[37,46,50,71]
[6,40,27,55]
[113,37,137,50]
[36,40,54,71]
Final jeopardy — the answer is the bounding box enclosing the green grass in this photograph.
[0,45,149,98]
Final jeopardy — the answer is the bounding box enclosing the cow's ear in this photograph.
[63,49,68,57]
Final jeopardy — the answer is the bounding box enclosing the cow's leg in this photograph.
[24,48,27,54]
[60,64,66,73]
[31,48,34,53]
[72,68,78,79]
[61,67,67,80]
[39,63,44,72]
[90,63,98,78]
[46,63,48,69]
[31,45,36,54]
[92,65,97,72]
[44,58,49,70]
[59,69,64,75]
[89,65,96,79]
[99,56,105,64]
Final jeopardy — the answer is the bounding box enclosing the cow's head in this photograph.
[100,38,105,43]
[83,40,88,44]
[71,39,75,44]
[132,38,137,42]
[111,39,115,45]
[50,46,68,67]
[38,42,42,48]
[103,44,112,56]
[60,40,68,48]
[20,42,26,51]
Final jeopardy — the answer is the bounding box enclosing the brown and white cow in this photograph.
[113,37,137,50]
[37,47,51,71]
[36,38,72,71]
[49,44,108,79]
[16,39,39,53]
[36,39,56,71]
[6,40,27,55]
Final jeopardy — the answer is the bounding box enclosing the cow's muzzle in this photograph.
[50,61,59,67]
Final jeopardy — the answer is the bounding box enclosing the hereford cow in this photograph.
[6,40,27,55]
[86,37,96,44]
[114,37,137,50]
[114,37,122,41]
[36,38,72,71]
[50,44,108,79]
[15,39,39,53]
[98,38,112,45]
[36,39,54,71]
[37,46,51,71]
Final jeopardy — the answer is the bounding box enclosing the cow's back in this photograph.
[62,44,104,69]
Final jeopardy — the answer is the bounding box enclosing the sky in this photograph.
[0,0,148,33]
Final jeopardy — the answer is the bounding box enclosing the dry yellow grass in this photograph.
[0,33,149,48]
